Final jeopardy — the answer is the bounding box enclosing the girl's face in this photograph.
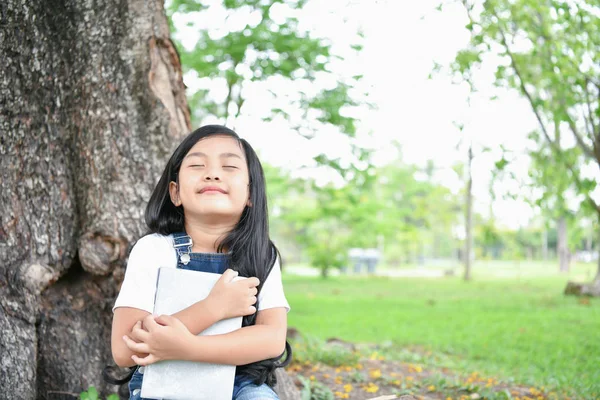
[169,135,251,223]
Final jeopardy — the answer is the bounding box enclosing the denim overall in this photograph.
[128,233,278,400]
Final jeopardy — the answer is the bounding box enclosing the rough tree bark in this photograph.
[1,2,302,399]
[1,0,190,398]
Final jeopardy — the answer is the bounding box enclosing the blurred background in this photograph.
[163,0,600,398]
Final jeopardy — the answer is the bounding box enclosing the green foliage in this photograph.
[449,0,600,219]
[80,387,119,400]
[291,334,360,367]
[270,154,461,275]
[298,375,335,400]
[167,0,367,139]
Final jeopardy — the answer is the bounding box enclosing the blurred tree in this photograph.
[167,0,368,138]
[451,0,600,294]
[529,141,577,272]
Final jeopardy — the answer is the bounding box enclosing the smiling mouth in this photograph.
[199,187,228,194]
[201,189,225,194]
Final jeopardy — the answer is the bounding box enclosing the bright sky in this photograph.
[173,0,549,229]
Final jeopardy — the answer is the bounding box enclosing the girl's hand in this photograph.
[206,269,260,320]
[123,314,194,366]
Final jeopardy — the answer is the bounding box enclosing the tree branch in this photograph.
[488,8,600,214]
[561,102,596,160]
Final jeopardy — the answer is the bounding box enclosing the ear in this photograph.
[169,181,182,207]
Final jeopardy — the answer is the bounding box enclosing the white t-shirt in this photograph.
[113,233,290,314]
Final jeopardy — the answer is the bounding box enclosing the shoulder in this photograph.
[129,233,175,260]
[132,233,172,250]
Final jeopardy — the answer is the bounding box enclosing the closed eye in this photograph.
[223,166,238,169]
[190,164,205,168]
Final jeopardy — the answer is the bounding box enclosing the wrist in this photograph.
[203,296,224,322]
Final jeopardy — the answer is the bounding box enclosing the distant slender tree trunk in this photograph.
[0,1,190,398]
[464,145,474,281]
[542,226,549,260]
[595,224,600,284]
[557,217,570,273]
[564,216,600,297]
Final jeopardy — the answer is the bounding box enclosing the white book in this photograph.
[141,267,243,400]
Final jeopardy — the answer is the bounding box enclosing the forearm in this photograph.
[185,324,286,366]
[172,298,221,335]
[113,300,219,367]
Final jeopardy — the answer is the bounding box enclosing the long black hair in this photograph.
[104,125,291,392]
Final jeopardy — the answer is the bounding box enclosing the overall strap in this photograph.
[172,232,192,266]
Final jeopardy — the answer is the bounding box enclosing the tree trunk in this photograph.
[541,226,548,260]
[1,1,190,398]
[564,219,600,297]
[274,368,301,400]
[464,145,474,281]
[557,217,570,273]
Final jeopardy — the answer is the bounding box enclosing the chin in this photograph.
[197,206,239,219]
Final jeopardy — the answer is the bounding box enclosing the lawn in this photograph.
[283,261,600,399]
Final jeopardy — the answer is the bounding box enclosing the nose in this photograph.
[203,167,221,181]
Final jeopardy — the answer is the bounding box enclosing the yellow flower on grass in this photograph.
[309,375,315,381]
[427,385,436,391]
[323,373,330,379]
[446,397,453,400]
[335,376,343,384]
[335,368,341,373]
[363,382,379,393]
[311,365,319,372]
[369,369,382,379]
[355,363,364,370]
[343,383,353,393]
[406,376,414,381]
[334,392,349,399]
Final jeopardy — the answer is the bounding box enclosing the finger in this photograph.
[154,314,173,326]
[144,315,161,331]
[249,287,258,296]
[246,306,257,315]
[143,314,155,329]
[221,269,239,283]
[250,295,257,305]
[132,353,158,366]
[123,335,151,353]
[246,277,260,288]
[130,325,151,342]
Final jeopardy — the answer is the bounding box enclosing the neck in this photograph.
[184,217,236,253]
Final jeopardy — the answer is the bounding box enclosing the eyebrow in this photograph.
[185,152,243,160]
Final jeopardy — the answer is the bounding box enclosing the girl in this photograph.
[110,125,291,400]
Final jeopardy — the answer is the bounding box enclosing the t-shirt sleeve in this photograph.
[112,235,164,314]
[257,255,290,313]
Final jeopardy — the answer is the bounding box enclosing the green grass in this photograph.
[283,261,600,399]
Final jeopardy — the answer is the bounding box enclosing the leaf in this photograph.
[88,387,98,400]
[495,158,509,171]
